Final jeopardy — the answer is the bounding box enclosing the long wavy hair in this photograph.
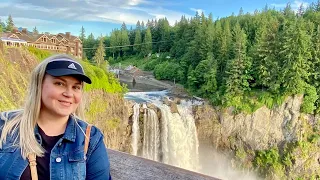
[0,54,85,159]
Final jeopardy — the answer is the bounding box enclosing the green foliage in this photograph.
[33,26,39,34]
[81,61,126,94]
[79,26,86,42]
[106,118,121,130]
[80,3,320,116]
[301,84,318,113]
[83,33,98,61]
[154,61,184,82]
[6,15,14,32]
[27,46,51,60]
[92,37,107,67]
[143,58,160,71]
[254,147,285,178]
[141,27,152,57]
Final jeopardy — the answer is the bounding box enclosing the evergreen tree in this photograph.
[202,52,218,97]
[33,26,39,34]
[79,26,86,42]
[110,29,120,59]
[279,19,311,94]
[133,28,142,54]
[6,15,14,32]
[93,37,106,67]
[84,33,98,61]
[223,23,251,105]
[141,27,152,56]
[252,17,279,90]
[311,25,320,112]
[136,21,141,31]
[120,23,130,56]
[216,19,232,86]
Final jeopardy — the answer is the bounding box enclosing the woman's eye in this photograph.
[54,82,64,86]
[73,86,82,90]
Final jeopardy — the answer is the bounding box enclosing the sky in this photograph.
[0,0,315,38]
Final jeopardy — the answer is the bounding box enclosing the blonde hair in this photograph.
[0,54,85,159]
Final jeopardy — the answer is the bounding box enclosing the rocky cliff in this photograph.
[194,95,320,179]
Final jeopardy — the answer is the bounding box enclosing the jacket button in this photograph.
[56,157,62,163]
[58,142,62,146]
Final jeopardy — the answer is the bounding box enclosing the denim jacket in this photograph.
[0,111,111,180]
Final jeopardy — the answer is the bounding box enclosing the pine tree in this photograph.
[311,25,320,112]
[223,23,251,105]
[216,19,232,86]
[202,52,218,97]
[120,23,130,56]
[110,30,119,59]
[93,36,106,67]
[279,18,311,94]
[84,33,97,61]
[141,27,152,56]
[6,15,14,32]
[252,16,279,90]
[33,26,39,34]
[136,21,141,31]
[133,29,142,54]
[79,26,86,42]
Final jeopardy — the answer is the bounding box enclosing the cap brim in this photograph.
[46,69,92,84]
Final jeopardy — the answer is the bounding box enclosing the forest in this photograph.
[80,2,320,113]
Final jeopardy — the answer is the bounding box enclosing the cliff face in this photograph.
[194,95,320,179]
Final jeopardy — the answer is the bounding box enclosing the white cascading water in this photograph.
[160,102,200,171]
[142,107,160,161]
[129,91,200,172]
[131,103,140,156]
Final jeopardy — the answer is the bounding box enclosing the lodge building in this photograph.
[0,28,82,58]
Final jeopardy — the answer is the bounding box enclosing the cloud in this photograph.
[0,0,189,27]
[0,16,56,27]
[190,8,205,15]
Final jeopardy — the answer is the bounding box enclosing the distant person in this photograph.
[0,54,111,180]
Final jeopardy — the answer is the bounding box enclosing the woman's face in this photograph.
[41,74,83,118]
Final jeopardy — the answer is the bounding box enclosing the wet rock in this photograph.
[170,103,179,114]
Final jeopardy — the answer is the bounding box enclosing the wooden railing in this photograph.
[108,149,220,180]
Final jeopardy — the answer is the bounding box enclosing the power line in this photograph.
[82,40,169,50]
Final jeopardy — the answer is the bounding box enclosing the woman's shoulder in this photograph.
[74,117,103,137]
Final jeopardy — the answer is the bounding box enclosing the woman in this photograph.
[0,54,111,180]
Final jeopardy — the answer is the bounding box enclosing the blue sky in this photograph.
[0,0,315,38]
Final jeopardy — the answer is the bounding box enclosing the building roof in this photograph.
[0,37,27,43]
[0,30,81,45]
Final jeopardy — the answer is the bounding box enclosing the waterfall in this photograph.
[131,103,140,156]
[130,99,200,172]
[160,103,200,171]
[142,107,160,161]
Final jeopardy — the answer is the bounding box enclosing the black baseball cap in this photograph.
[45,59,92,84]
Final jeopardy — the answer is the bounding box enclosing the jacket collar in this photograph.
[34,115,77,143]
[62,115,76,142]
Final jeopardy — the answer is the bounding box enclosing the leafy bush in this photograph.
[81,61,127,93]
[154,61,184,82]
[144,58,159,71]
[254,147,285,178]
[301,84,318,114]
